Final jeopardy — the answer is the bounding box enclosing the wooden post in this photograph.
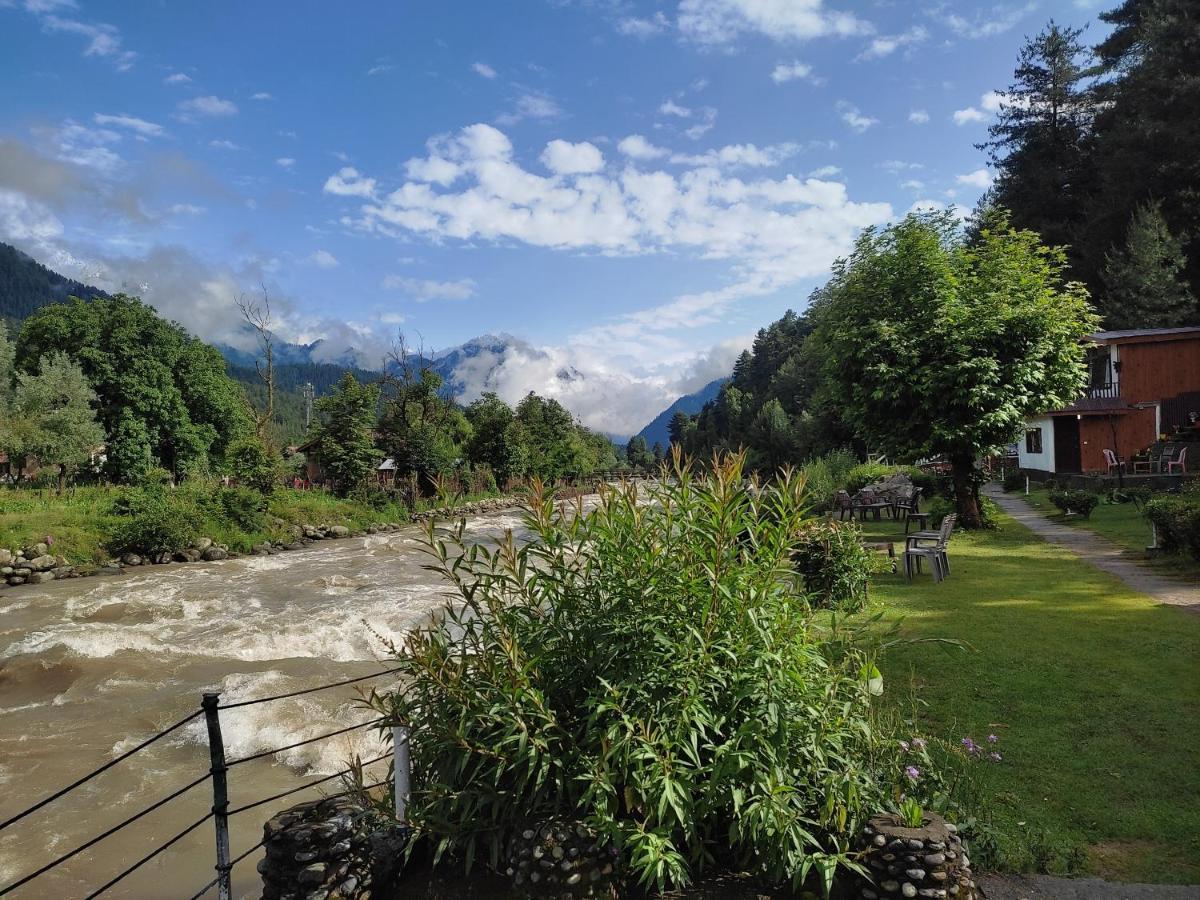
[202,693,232,900]
[1025,475,1029,496]
[392,724,410,826]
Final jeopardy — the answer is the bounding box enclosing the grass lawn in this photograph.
[855,510,1200,883]
[1019,486,1200,580]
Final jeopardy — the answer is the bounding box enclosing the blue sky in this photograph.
[0,0,1108,434]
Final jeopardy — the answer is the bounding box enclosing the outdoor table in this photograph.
[904,512,931,534]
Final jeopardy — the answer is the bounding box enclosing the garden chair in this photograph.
[854,489,893,521]
[904,514,957,582]
[1165,446,1188,474]
[834,490,855,520]
[1102,448,1125,476]
[892,486,922,520]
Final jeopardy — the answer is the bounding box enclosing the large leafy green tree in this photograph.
[377,366,470,490]
[625,434,655,470]
[1101,202,1197,328]
[15,295,253,481]
[464,392,528,484]
[310,373,380,496]
[814,211,1098,528]
[3,351,104,492]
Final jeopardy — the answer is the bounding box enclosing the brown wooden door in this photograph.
[1053,416,1082,473]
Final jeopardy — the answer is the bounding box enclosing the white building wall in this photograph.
[1017,416,1056,472]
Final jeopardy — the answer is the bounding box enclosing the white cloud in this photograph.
[309,249,339,268]
[677,0,872,46]
[276,157,296,169]
[323,166,377,197]
[250,91,273,100]
[671,142,800,168]
[809,164,841,178]
[683,107,718,140]
[618,134,669,161]
[366,64,393,76]
[164,72,191,85]
[908,109,930,124]
[167,203,205,215]
[955,168,994,188]
[177,95,238,119]
[208,139,242,150]
[381,275,477,302]
[39,13,136,70]
[659,99,692,118]
[617,12,670,38]
[856,25,927,60]
[900,179,925,190]
[937,2,1035,39]
[770,60,816,84]
[540,140,606,175]
[837,101,878,133]
[496,90,561,125]
[472,61,497,79]
[980,90,1006,113]
[329,122,893,370]
[952,106,987,125]
[879,159,923,173]
[93,113,163,138]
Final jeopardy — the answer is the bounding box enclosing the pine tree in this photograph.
[979,22,1095,265]
[1101,202,1197,329]
[311,373,380,496]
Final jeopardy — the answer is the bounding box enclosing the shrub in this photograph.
[844,462,894,493]
[227,435,282,494]
[1144,495,1200,561]
[207,486,268,532]
[1001,471,1024,493]
[367,456,904,893]
[792,519,874,611]
[1048,489,1099,519]
[107,489,200,556]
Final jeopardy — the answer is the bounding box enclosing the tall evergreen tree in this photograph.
[310,373,380,496]
[979,22,1095,268]
[1101,202,1197,328]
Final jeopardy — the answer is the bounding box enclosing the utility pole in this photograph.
[302,382,315,432]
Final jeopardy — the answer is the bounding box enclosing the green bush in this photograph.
[792,519,874,611]
[227,435,282,494]
[107,489,200,556]
[368,455,904,893]
[844,462,894,493]
[1048,489,1099,519]
[1002,471,1024,493]
[1144,495,1200,561]
[207,486,268,532]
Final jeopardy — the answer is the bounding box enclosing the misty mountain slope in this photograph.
[0,242,108,326]
[635,377,729,449]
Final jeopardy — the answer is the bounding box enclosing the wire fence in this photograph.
[0,668,408,900]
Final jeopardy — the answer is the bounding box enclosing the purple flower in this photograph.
[912,738,927,751]
[989,752,1002,762]
[905,766,921,781]
[987,734,999,744]
[961,737,978,753]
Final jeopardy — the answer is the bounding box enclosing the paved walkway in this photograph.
[985,487,1200,615]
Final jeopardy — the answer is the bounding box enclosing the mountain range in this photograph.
[0,241,721,444]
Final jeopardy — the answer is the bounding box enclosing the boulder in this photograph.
[121,553,143,567]
[0,549,12,566]
[29,555,57,571]
[201,546,228,562]
[28,571,55,584]
[195,537,213,551]
[328,525,350,538]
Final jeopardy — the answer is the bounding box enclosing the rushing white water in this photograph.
[0,508,531,899]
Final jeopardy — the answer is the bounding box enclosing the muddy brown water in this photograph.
[0,507,533,899]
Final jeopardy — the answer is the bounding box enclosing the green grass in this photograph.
[0,484,511,563]
[856,511,1200,883]
[1019,486,1200,580]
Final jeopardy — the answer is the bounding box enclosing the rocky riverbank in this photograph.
[0,495,523,590]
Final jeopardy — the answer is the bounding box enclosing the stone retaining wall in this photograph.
[858,813,977,900]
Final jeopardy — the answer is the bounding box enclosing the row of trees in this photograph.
[306,362,621,497]
[674,211,1098,527]
[981,0,1198,327]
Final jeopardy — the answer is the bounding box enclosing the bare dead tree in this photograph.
[236,285,276,442]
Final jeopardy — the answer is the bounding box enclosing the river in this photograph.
[0,506,532,899]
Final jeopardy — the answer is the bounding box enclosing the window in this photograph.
[1025,428,1043,454]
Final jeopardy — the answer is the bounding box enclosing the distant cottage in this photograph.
[1017,326,1200,475]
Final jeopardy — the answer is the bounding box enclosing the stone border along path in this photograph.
[984,485,1199,615]
[978,873,1200,900]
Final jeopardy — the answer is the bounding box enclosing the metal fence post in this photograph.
[202,693,232,900]
[392,724,410,825]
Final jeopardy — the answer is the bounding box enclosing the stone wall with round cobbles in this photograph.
[858,813,977,900]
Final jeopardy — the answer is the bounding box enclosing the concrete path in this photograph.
[980,874,1200,899]
[985,487,1200,614]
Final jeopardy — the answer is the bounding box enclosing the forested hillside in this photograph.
[0,242,107,326]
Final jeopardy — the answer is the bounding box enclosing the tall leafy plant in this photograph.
[368,453,895,895]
